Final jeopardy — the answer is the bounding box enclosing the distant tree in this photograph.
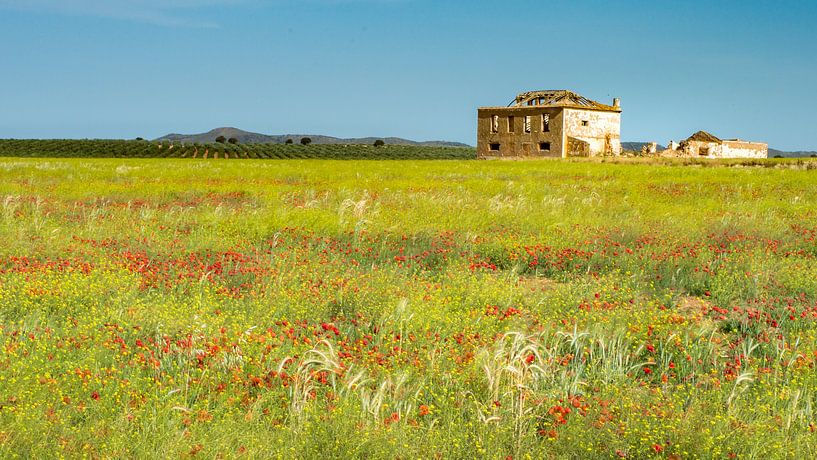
[135,137,144,141]
[373,139,385,147]
[285,139,294,144]
[773,155,782,158]
[300,137,312,145]
[811,154,817,158]
[228,137,238,144]
[215,135,227,144]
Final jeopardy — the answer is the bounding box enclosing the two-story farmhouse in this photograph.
[477,90,622,158]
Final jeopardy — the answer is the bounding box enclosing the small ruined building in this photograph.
[477,90,622,158]
[662,131,767,159]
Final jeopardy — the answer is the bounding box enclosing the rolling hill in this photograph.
[621,142,667,152]
[156,127,471,148]
[768,148,817,158]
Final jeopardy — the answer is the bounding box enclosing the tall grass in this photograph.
[1,157,816,457]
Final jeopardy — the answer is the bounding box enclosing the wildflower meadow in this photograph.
[1,157,816,458]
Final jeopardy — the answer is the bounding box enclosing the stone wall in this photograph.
[682,140,767,159]
[683,140,721,157]
[721,140,768,159]
[476,107,564,158]
[563,109,622,156]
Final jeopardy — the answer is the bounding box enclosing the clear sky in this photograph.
[1,0,815,149]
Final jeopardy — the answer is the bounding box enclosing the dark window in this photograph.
[523,116,531,133]
[508,116,515,133]
[581,120,589,127]
[699,147,710,156]
[542,114,550,132]
[489,143,501,152]
[539,142,551,151]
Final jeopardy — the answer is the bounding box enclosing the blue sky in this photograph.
[1,0,815,149]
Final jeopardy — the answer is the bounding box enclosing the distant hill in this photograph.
[621,142,666,152]
[159,127,276,144]
[768,148,817,158]
[156,127,471,148]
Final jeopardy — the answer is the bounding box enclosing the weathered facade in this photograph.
[662,131,767,159]
[477,90,622,158]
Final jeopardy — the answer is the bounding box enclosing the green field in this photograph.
[1,157,817,458]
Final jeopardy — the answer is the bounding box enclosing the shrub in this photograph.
[300,137,312,146]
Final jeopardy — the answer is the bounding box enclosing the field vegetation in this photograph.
[1,157,816,458]
[0,139,474,160]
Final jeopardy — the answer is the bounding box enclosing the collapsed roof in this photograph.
[686,131,722,143]
[511,90,620,111]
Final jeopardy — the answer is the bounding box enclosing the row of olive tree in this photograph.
[141,136,387,147]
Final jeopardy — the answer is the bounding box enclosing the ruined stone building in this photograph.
[477,90,622,158]
[663,131,767,159]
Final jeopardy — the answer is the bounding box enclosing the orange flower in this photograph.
[384,412,400,426]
